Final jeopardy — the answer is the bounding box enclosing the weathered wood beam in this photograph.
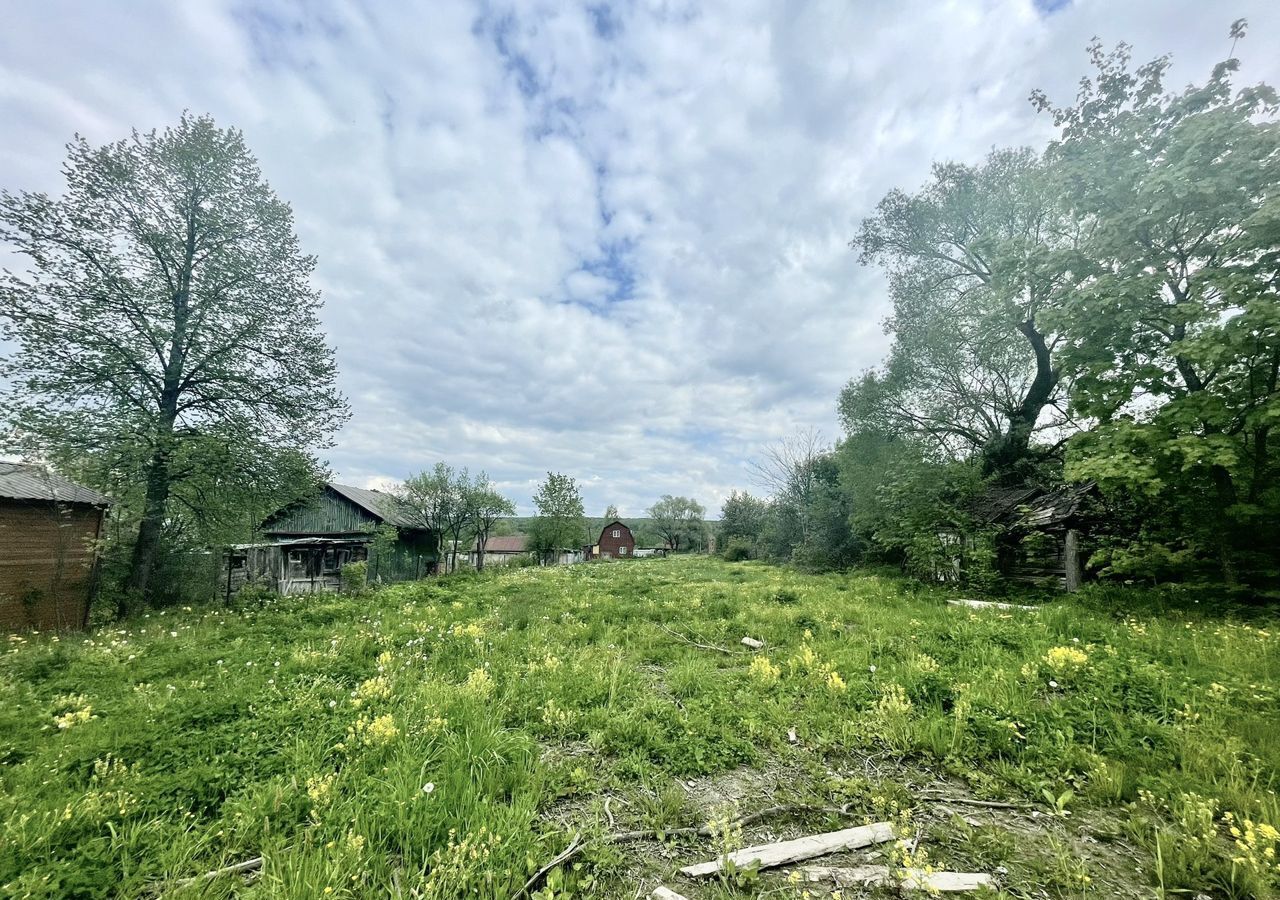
[679,821,896,878]
[801,864,994,892]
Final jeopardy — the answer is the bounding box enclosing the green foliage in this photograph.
[1035,37,1280,584]
[466,474,517,572]
[721,538,754,562]
[820,27,1280,591]
[719,491,769,546]
[529,472,586,561]
[0,114,346,602]
[646,495,706,552]
[340,560,368,595]
[845,147,1071,480]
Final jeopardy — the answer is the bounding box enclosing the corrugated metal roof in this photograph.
[328,483,423,529]
[0,462,111,506]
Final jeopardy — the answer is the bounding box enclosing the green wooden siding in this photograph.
[263,488,380,536]
[369,529,439,582]
[260,486,439,582]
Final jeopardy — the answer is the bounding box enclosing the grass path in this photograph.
[2,558,1278,898]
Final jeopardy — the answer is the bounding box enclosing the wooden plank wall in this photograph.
[262,488,380,535]
[0,500,102,631]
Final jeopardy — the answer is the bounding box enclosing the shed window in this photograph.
[612,529,620,538]
[619,546,627,555]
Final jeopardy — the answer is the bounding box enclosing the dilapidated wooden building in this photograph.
[0,463,110,631]
[968,481,1100,592]
[224,482,437,596]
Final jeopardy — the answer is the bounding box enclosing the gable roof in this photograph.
[477,534,528,553]
[327,483,423,529]
[598,520,633,539]
[0,462,111,507]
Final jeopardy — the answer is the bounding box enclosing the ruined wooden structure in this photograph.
[224,482,437,596]
[968,482,1099,591]
[0,463,110,631]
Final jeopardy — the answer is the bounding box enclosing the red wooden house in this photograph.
[593,520,635,560]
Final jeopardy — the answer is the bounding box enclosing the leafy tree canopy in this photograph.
[0,114,346,605]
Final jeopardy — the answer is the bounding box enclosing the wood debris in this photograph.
[651,887,690,900]
[801,865,995,892]
[947,598,1038,611]
[679,821,896,878]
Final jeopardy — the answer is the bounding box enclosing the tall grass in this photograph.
[1,558,1277,897]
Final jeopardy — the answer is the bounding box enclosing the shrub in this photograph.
[232,581,277,609]
[771,588,800,604]
[721,539,753,562]
[340,560,368,595]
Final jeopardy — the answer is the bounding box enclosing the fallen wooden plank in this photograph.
[741,636,764,649]
[651,887,690,900]
[947,598,1038,611]
[802,865,994,892]
[169,857,264,890]
[679,821,895,878]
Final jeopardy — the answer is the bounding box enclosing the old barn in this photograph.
[0,463,110,631]
[225,482,437,596]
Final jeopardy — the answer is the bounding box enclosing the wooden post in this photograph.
[1064,529,1082,593]
[225,551,234,605]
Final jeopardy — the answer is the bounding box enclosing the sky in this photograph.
[2,1,1278,517]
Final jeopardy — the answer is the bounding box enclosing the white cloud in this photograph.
[2,0,1278,517]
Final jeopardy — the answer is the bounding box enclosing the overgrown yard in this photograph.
[2,558,1278,899]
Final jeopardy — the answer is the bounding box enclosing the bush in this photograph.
[771,588,800,604]
[340,560,368,595]
[721,539,754,562]
[230,581,277,610]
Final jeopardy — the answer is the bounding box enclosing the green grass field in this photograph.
[2,557,1278,898]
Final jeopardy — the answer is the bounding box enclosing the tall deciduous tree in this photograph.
[1036,33,1280,581]
[466,473,516,571]
[0,114,346,603]
[719,490,769,543]
[646,495,705,552]
[749,429,828,544]
[399,463,459,572]
[845,148,1079,480]
[529,472,585,563]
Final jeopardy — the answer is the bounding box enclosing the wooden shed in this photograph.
[965,481,1100,592]
[0,463,110,631]
[224,482,437,596]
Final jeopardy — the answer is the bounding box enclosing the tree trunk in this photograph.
[476,537,486,572]
[124,441,173,607]
[983,319,1058,480]
[1208,464,1239,586]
